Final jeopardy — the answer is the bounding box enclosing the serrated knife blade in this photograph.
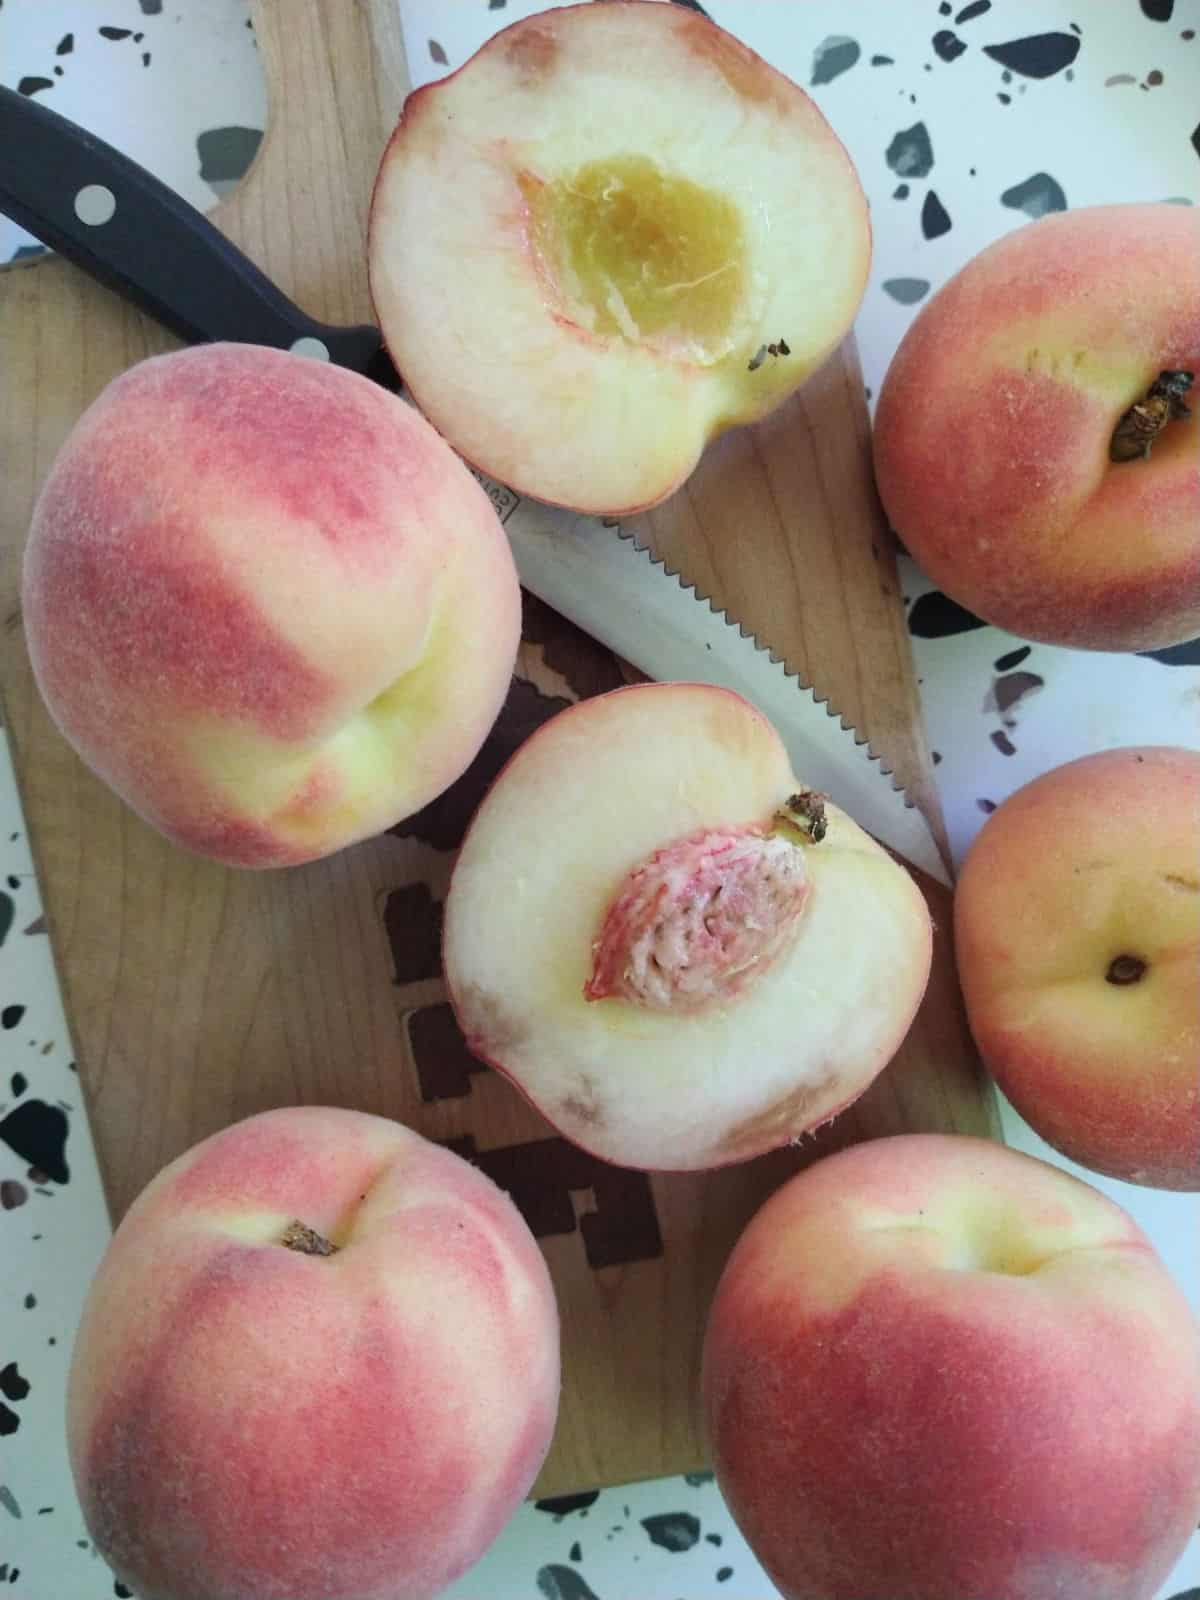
[480,486,951,887]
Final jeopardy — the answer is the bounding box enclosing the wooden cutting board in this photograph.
[0,0,996,1495]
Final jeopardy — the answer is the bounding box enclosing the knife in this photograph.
[0,84,949,886]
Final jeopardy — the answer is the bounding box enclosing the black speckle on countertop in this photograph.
[1140,637,1200,665]
[1001,172,1067,217]
[536,1490,600,1517]
[883,277,931,304]
[641,1512,701,1552]
[983,32,1080,79]
[885,120,934,178]
[921,190,952,238]
[932,30,967,61]
[536,1567,601,1600]
[0,1101,69,1184]
[811,35,861,85]
[909,592,987,638]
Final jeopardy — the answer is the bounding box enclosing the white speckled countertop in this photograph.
[1,2,1198,1597]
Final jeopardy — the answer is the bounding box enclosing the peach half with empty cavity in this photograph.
[22,343,522,868]
[368,0,872,515]
[442,682,932,1171]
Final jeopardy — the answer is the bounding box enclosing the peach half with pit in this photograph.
[442,682,932,1171]
[368,0,872,515]
[22,343,522,868]
[67,1106,560,1600]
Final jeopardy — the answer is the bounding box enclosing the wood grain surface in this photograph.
[0,0,996,1495]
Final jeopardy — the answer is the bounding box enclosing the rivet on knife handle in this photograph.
[0,84,392,381]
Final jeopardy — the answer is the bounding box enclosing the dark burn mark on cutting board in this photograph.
[522,594,633,699]
[56,33,73,54]
[447,1134,663,1268]
[2,1006,24,1030]
[17,77,53,97]
[536,1566,601,1600]
[932,31,967,62]
[536,1491,601,1517]
[922,190,952,238]
[428,38,448,64]
[642,1511,701,1551]
[0,895,11,950]
[98,26,133,41]
[1002,173,1067,217]
[406,1003,486,1102]
[392,674,574,852]
[10,1075,26,1099]
[1140,0,1174,17]
[909,592,987,637]
[886,121,934,178]
[983,33,1080,79]
[957,0,991,20]
[0,1102,69,1184]
[1141,637,1200,665]
[384,885,443,986]
[811,36,861,85]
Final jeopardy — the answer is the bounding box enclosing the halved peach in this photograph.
[369,1,871,515]
[443,683,931,1171]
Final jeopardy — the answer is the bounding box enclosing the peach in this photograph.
[873,203,1200,651]
[442,682,931,1172]
[368,0,871,515]
[66,1106,560,1600]
[703,1133,1200,1600]
[955,745,1200,1190]
[22,343,521,867]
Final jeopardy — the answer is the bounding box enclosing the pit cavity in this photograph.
[520,154,749,363]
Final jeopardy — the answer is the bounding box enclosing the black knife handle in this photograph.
[0,84,389,378]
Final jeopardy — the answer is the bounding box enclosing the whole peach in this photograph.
[955,745,1200,1190]
[703,1133,1200,1600]
[23,344,521,867]
[67,1107,560,1600]
[873,204,1200,650]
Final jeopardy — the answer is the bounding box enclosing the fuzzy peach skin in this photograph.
[873,203,1200,651]
[955,746,1200,1190]
[703,1133,1200,1600]
[22,343,521,867]
[66,1106,560,1600]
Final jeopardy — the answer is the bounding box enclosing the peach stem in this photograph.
[1105,954,1146,986]
[280,1220,338,1256]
